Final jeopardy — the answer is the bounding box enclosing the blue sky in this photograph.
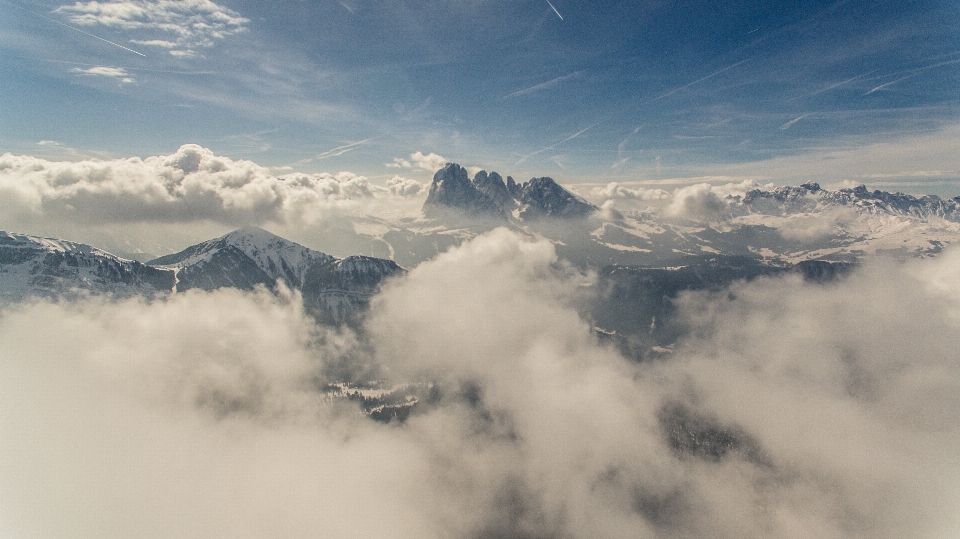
[2,0,959,191]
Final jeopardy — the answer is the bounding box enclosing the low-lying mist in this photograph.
[2,229,959,539]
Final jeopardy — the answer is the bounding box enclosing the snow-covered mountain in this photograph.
[0,231,175,303]
[0,227,404,325]
[149,227,404,324]
[149,226,337,291]
[740,182,960,221]
[286,164,960,269]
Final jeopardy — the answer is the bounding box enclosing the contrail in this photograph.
[545,0,563,20]
[779,114,810,130]
[654,59,750,100]
[315,137,377,159]
[810,72,873,96]
[515,123,598,165]
[863,58,960,95]
[502,70,584,99]
[5,0,146,57]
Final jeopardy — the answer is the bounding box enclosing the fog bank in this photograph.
[2,229,959,538]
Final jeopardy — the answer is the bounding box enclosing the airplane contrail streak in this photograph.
[779,114,811,130]
[654,59,750,100]
[515,122,598,165]
[6,0,146,57]
[315,137,377,159]
[863,59,960,95]
[545,0,563,20]
[502,70,584,99]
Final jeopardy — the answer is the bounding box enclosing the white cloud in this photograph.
[0,145,416,231]
[592,182,670,201]
[776,205,859,242]
[55,0,248,55]
[665,183,730,221]
[129,38,177,48]
[385,175,424,196]
[2,230,960,538]
[70,66,135,83]
[387,151,447,173]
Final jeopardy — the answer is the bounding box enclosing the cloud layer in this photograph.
[2,229,959,538]
[0,144,421,230]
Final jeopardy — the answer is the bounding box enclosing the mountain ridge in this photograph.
[1,227,404,326]
[424,163,597,220]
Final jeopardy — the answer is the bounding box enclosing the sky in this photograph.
[2,0,960,192]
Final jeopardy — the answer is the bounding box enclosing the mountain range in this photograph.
[279,163,960,269]
[3,163,959,341]
[0,227,403,325]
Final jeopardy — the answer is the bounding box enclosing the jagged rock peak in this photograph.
[422,162,597,220]
[424,163,503,217]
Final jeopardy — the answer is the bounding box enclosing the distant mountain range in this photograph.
[305,164,960,268]
[0,231,175,303]
[4,163,960,340]
[0,227,403,325]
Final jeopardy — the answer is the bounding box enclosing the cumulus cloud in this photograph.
[386,175,424,196]
[593,182,670,201]
[2,229,960,538]
[0,144,417,231]
[777,205,859,242]
[387,151,447,173]
[665,183,731,221]
[70,66,135,83]
[55,0,248,56]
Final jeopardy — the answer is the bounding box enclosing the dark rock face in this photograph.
[424,163,503,217]
[422,162,597,220]
[517,177,596,219]
[473,170,515,211]
[302,255,404,325]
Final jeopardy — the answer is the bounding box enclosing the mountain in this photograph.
[423,163,597,220]
[0,231,175,303]
[739,182,960,221]
[149,226,337,291]
[0,227,404,326]
[149,227,404,325]
[285,175,960,269]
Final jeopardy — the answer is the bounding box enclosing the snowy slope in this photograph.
[0,231,175,303]
[149,226,337,292]
[149,227,404,324]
